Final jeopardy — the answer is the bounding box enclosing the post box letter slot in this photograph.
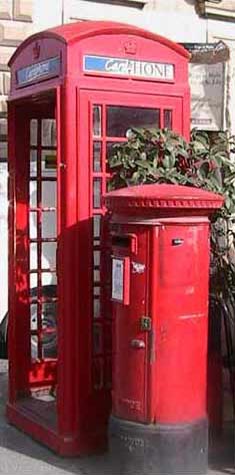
[111,234,138,254]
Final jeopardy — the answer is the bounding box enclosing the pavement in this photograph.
[0,360,234,475]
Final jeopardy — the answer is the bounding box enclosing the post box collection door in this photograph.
[111,229,150,424]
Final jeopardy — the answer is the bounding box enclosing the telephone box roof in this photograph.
[9,20,190,67]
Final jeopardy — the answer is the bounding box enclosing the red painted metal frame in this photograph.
[7,21,190,455]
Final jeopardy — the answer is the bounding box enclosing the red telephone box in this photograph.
[105,184,224,474]
[7,21,190,454]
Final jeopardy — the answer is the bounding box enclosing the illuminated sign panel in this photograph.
[83,55,174,81]
[17,57,60,86]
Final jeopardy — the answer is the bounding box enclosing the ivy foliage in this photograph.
[108,127,235,302]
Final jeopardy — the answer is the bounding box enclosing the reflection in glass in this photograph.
[30,242,37,270]
[42,181,56,208]
[41,150,57,177]
[93,358,103,390]
[93,105,102,137]
[30,273,38,289]
[30,304,38,331]
[42,119,57,147]
[93,142,102,172]
[42,242,56,270]
[107,106,160,137]
[93,298,100,319]
[93,250,101,267]
[31,335,38,360]
[105,356,112,389]
[29,212,37,239]
[94,269,100,283]
[164,109,173,129]
[30,149,37,177]
[93,324,103,354]
[29,181,37,208]
[42,271,57,286]
[30,119,38,146]
[93,215,101,239]
[41,301,57,358]
[42,211,56,238]
[93,287,100,296]
[93,178,102,209]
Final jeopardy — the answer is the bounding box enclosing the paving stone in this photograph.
[0,368,233,475]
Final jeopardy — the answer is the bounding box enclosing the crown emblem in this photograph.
[124,40,137,55]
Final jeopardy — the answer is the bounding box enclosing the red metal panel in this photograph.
[8,104,31,398]
[111,229,149,423]
[155,223,210,423]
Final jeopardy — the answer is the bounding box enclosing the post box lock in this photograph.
[140,316,152,332]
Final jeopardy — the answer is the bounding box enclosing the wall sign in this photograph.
[16,56,60,86]
[83,55,174,81]
[189,62,225,131]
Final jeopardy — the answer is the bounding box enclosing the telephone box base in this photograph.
[109,415,208,475]
[7,402,107,456]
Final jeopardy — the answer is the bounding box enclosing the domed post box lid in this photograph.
[104,184,224,217]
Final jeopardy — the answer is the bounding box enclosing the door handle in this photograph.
[131,339,145,349]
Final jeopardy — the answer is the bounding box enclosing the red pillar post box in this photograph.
[104,184,224,475]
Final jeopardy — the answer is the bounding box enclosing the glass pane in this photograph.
[41,301,57,358]
[30,304,38,331]
[30,273,38,289]
[93,215,101,239]
[41,150,57,177]
[30,242,37,270]
[104,323,112,353]
[93,358,104,390]
[93,287,100,296]
[42,242,57,270]
[0,118,7,140]
[30,119,37,146]
[31,335,38,361]
[93,141,102,172]
[105,356,112,389]
[93,250,101,267]
[42,211,56,238]
[29,181,37,208]
[42,119,57,147]
[42,181,56,208]
[93,178,102,209]
[42,272,57,286]
[93,105,102,137]
[94,269,100,283]
[107,106,160,137]
[106,142,121,174]
[29,211,37,239]
[164,109,173,129]
[30,149,37,177]
[93,324,103,355]
[0,142,7,162]
[93,298,101,319]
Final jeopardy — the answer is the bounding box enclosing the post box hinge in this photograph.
[140,316,152,332]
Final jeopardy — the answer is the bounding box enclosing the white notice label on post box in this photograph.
[112,258,124,302]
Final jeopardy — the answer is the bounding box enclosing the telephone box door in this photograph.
[78,90,184,400]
